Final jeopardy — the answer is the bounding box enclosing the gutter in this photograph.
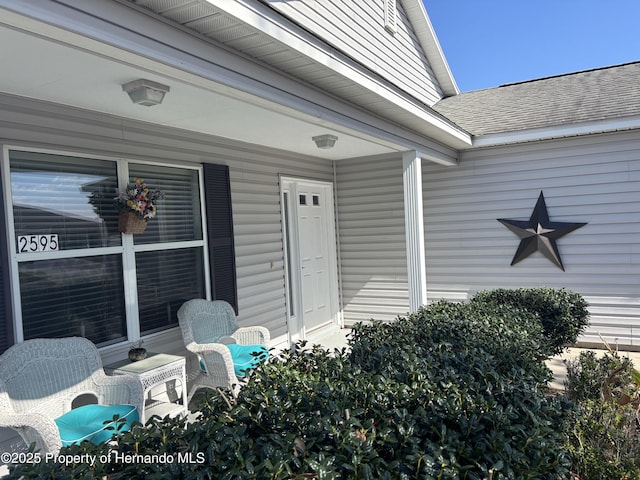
[471,115,640,148]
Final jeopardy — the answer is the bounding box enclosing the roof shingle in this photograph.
[432,61,640,137]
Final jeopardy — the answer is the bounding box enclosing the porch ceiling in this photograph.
[0,25,392,161]
[0,0,466,164]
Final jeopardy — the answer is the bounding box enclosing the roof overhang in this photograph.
[0,0,470,165]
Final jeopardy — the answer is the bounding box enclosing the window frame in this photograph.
[1,145,211,346]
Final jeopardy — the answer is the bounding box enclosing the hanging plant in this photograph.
[115,178,165,234]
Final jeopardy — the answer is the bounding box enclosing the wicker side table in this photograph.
[106,353,188,423]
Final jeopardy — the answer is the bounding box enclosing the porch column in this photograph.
[402,151,427,313]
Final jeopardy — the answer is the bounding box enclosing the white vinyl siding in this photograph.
[423,131,640,347]
[230,154,333,338]
[265,0,443,105]
[336,154,409,323]
[0,93,333,353]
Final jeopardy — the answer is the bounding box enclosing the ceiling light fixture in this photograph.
[122,79,170,107]
[312,134,338,149]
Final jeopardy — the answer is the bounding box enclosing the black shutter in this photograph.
[202,163,238,314]
[0,179,13,353]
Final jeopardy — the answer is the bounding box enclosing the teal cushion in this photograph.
[200,344,268,378]
[55,404,139,447]
[228,344,268,377]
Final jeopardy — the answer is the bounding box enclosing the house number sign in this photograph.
[17,234,59,253]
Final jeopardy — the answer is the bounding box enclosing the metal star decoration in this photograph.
[497,191,587,271]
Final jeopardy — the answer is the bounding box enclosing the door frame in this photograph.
[279,176,341,344]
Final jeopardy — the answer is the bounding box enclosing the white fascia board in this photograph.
[202,0,469,145]
[471,116,640,148]
[400,0,459,97]
[0,0,465,160]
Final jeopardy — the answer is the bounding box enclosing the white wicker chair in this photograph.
[0,337,144,454]
[177,299,270,401]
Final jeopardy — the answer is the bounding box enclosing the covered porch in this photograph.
[0,0,470,362]
[0,0,470,454]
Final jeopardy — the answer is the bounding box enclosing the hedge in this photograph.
[10,289,584,479]
[470,287,590,357]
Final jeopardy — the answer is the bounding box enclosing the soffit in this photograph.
[127,0,469,148]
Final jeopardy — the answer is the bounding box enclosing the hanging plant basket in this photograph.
[118,211,147,234]
[115,178,164,234]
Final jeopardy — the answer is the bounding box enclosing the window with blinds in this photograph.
[10,151,121,250]
[128,163,205,335]
[129,164,202,245]
[19,255,127,345]
[136,248,205,335]
[7,150,207,347]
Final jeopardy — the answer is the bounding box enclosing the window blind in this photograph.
[129,164,202,245]
[128,164,206,334]
[136,248,205,335]
[10,151,121,250]
[19,255,127,345]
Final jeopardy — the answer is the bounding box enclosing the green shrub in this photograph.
[564,351,640,480]
[11,290,578,479]
[349,301,572,479]
[565,350,634,403]
[567,399,640,480]
[471,288,590,356]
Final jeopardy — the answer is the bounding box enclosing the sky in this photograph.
[423,1,640,92]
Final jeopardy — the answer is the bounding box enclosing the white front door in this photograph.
[280,178,339,342]
[297,182,332,331]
